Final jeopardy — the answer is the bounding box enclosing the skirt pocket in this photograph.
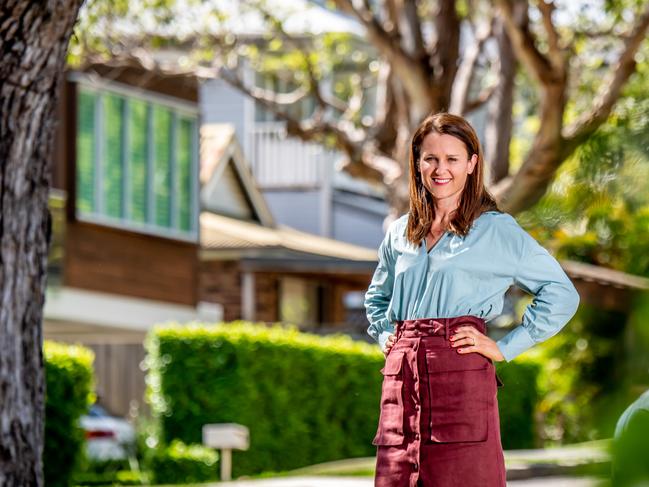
[425,350,491,443]
[372,350,406,446]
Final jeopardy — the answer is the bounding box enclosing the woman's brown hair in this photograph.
[406,112,501,248]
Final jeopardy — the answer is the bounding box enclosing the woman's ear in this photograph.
[468,154,478,174]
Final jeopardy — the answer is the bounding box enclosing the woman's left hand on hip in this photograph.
[450,326,506,362]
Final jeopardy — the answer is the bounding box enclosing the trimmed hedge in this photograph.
[44,340,95,487]
[146,439,219,484]
[144,321,540,477]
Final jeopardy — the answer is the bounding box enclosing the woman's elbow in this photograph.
[566,280,581,316]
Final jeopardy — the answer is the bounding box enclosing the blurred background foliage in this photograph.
[514,55,649,278]
[505,42,649,448]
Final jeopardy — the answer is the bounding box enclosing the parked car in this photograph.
[79,403,136,461]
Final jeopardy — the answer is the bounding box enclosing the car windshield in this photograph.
[87,404,110,417]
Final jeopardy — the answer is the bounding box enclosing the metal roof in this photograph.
[200,211,377,262]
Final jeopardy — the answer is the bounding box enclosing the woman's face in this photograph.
[418,131,478,205]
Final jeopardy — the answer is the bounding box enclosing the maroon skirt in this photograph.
[372,315,506,487]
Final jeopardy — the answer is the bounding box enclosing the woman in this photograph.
[364,112,580,487]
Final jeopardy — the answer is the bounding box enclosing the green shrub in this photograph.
[519,302,633,445]
[145,320,541,477]
[44,340,95,487]
[71,458,147,486]
[72,469,145,486]
[145,439,218,484]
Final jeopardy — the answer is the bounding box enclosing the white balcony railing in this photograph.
[246,122,342,189]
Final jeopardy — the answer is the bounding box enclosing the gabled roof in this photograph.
[200,123,275,227]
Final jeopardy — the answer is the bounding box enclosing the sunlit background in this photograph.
[18,0,649,485]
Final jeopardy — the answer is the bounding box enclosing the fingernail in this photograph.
[458,349,463,352]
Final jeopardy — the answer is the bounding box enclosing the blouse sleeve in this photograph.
[364,224,396,352]
[495,223,581,362]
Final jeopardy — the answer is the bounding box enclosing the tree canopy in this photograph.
[71,0,649,219]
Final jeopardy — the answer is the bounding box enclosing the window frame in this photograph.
[71,73,200,243]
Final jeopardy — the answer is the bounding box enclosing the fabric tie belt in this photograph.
[394,315,487,341]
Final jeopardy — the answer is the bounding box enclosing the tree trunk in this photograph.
[497,82,567,212]
[484,15,516,186]
[0,1,83,485]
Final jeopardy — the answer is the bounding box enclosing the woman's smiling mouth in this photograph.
[432,178,452,185]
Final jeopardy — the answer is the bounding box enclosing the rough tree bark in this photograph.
[0,1,83,485]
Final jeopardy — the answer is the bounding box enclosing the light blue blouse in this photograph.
[364,210,580,362]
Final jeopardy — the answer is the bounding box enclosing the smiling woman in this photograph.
[365,112,580,487]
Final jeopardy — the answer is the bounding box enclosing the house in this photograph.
[199,123,377,331]
[45,58,380,417]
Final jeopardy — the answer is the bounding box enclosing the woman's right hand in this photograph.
[383,334,397,357]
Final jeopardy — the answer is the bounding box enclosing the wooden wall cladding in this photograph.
[64,220,198,306]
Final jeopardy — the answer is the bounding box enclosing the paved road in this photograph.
[508,477,603,486]
[209,475,604,486]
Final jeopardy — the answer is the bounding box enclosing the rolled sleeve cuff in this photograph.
[496,324,536,362]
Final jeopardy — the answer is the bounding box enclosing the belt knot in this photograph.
[432,320,444,334]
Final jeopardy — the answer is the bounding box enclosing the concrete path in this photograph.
[193,441,611,487]
[205,475,603,486]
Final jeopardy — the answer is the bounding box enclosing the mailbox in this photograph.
[202,423,249,480]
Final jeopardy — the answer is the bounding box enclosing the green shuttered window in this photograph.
[104,93,124,219]
[76,91,96,214]
[75,84,198,240]
[177,117,194,232]
[129,100,148,224]
[153,106,172,228]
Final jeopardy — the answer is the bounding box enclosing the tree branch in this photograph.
[465,82,498,114]
[253,3,347,116]
[401,0,427,61]
[431,0,460,109]
[495,0,557,85]
[332,0,435,118]
[218,64,400,184]
[563,3,649,152]
[450,18,494,114]
[537,0,563,68]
